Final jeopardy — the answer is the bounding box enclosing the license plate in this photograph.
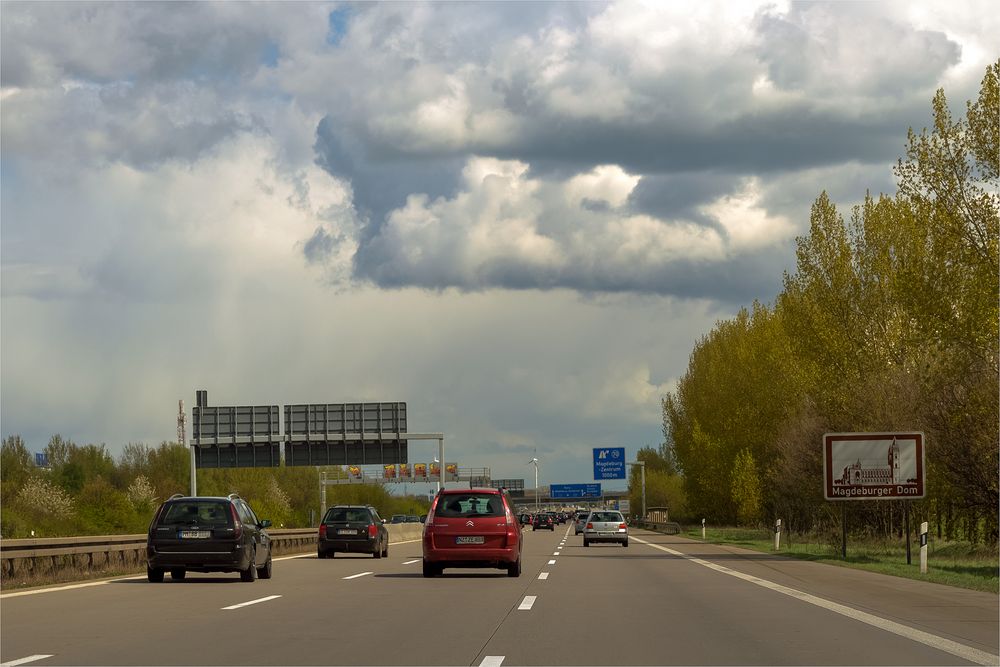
[337,529,356,535]
[599,532,613,536]
[179,530,210,539]
[456,536,485,544]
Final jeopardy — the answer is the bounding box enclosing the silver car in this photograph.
[582,510,628,547]
[574,512,590,535]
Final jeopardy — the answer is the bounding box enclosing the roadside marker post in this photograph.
[920,521,928,574]
[774,518,782,550]
[701,518,706,540]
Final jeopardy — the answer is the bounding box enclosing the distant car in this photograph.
[419,514,427,523]
[146,493,272,582]
[422,488,522,577]
[390,514,407,524]
[405,515,421,523]
[574,512,590,535]
[532,513,554,531]
[519,513,531,526]
[582,510,628,547]
[318,505,389,559]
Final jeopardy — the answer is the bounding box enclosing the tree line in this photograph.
[0,436,429,538]
[658,63,998,544]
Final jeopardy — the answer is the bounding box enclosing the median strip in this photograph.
[518,595,536,610]
[221,595,281,610]
[633,536,1000,666]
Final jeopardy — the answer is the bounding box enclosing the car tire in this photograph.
[623,539,629,547]
[583,538,590,547]
[240,549,258,582]
[170,568,186,581]
[507,556,521,578]
[257,551,273,579]
[422,560,438,578]
[373,544,381,559]
[147,566,164,583]
[317,550,326,559]
[382,541,389,558]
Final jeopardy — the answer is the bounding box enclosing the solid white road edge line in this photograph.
[633,536,999,666]
[518,595,536,610]
[0,656,55,667]
[480,656,504,667]
[547,559,556,565]
[343,571,373,580]
[539,572,549,580]
[402,559,420,565]
[0,576,146,599]
[221,595,282,610]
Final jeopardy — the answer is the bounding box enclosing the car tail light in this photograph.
[230,504,243,540]
[619,523,627,529]
[586,522,593,529]
[368,524,378,538]
[424,497,438,533]
[319,524,327,539]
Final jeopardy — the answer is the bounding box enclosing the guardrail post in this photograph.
[920,521,928,574]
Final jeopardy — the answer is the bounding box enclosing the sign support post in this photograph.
[905,501,912,565]
[842,505,847,559]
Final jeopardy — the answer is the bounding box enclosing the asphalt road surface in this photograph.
[1,526,997,666]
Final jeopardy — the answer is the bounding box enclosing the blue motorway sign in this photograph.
[34,452,49,467]
[550,483,602,499]
[593,447,626,480]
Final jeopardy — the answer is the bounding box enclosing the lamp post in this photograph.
[528,457,539,513]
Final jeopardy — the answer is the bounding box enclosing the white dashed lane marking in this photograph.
[547,559,556,565]
[221,595,282,610]
[538,572,549,580]
[402,559,419,565]
[518,596,536,610]
[342,572,373,580]
[0,656,55,667]
[480,657,504,667]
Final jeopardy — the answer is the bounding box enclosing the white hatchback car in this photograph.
[582,510,628,547]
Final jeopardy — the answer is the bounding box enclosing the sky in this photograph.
[1,1,995,492]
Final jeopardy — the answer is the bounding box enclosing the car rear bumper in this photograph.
[423,546,518,565]
[320,537,378,553]
[583,532,628,542]
[147,545,250,571]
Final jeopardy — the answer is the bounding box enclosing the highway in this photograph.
[1,526,997,666]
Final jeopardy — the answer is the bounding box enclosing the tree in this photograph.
[731,449,763,527]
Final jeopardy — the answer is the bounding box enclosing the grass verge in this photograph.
[678,527,998,594]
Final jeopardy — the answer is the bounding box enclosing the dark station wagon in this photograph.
[146,493,273,582]
[318,505,389,559]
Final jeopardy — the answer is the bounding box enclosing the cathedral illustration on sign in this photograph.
[834,437,917,487]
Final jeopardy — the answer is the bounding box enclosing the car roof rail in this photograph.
[227,493,241,500]
[168,493,185,500]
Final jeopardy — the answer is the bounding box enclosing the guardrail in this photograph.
[0,524,425,587]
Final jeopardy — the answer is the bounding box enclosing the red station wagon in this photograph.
[422,488,522,578]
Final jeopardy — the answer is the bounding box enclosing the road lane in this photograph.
[1,526,995,666]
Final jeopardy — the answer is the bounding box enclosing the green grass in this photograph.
[678,527,999,594]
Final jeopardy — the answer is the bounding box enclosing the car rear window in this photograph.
[435,493,504,518]
[159,501,232,527]
[325,508,372,523]
[590,512,623,522]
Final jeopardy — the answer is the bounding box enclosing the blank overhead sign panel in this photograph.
[284,402,408,467]
[192,401,281,469]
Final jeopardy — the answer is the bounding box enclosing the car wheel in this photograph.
[240,549,258,582]
[507,555,521,577]
[170,568,186,580]
[317,550,326,559]
[373,544,381,559]
[583,538,590,547]
[382,541,389,558]
[623,539,629,547]
[422,560,438,578]
[257,551,273,579]
[147,566,164,583]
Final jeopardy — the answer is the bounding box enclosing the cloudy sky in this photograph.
[2,1,994,491]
